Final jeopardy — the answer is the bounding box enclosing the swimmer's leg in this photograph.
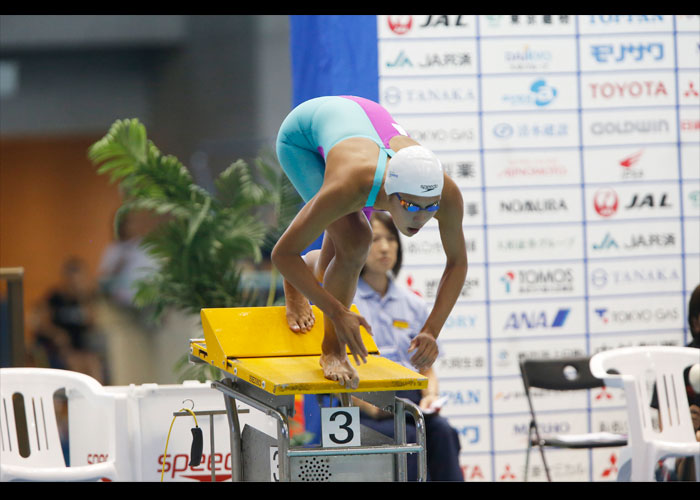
[318,212,372,389]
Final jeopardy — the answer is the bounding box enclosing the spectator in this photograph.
[351,211,463,481]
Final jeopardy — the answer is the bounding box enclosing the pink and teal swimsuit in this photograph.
[276,95,408,209]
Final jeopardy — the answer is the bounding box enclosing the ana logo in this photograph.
[387,16,413,35]
[504,308,570,329]
[501,271,516,292]
[593,188,619,217]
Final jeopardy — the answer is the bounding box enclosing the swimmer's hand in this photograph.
[408,332,439,371]
[331,308,373,365]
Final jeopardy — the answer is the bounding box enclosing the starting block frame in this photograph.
[189,305,430,482]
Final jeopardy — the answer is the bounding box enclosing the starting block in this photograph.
[189,305,429,482]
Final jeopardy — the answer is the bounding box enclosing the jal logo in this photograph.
[419,15,471,28]
[590,43,664,63]
[593,188,619,217]
[387,16,413,35]
[589,80,668,99]
[503,308,570,330]
[625,193,671,209]
[502,79,558,107]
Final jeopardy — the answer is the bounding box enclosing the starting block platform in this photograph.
[189,305,429,482]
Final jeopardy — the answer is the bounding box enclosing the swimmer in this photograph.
[271,96,467,389]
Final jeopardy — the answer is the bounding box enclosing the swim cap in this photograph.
[384,145,444,197]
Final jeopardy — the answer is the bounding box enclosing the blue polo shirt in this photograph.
[353,276,443,371]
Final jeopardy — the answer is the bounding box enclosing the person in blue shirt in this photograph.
[351,211,464,481]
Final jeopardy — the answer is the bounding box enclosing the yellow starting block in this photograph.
[189,305,429,482]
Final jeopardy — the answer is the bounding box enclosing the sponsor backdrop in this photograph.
[290,15,700,481]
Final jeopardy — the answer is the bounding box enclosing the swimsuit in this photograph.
[275,96,409,208]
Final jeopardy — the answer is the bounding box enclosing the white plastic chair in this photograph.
[0,368,129,481]
[590,346,700,482]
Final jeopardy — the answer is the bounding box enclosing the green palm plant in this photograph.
[88,118,302,382]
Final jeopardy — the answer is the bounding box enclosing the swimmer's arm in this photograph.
[271,180,364,318]
[423,178,468,339]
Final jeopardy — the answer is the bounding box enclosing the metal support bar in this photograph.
[1,268,25,367]
[397,397,427,482]
[221,378,243,482]
[394,398,407,481]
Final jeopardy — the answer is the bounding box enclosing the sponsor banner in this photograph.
[585,183,680,221]
[396,113,480,151]
[587,219,682,258]
[686,258,700,293]
[681,144,700,180]
[583,145,679,183]
[588,257,684,296]
[377,15,476,39]
[679,69,700,106]
[491,376,587,415]
[493,448,590,482]
[458,454,491,482]
[447,415,490,453]
[676,32,700,68]
[489,262,585,301]
[580,71,676,109]
[590,409,628,435]
[588,294,685,334]
[680,106,700,144]
[401,224,484,266]
[489,300,584,338]
[582,108,677,146]
[398,264,486,302]
[481,75,578,112]
[483,149,581,187]
[479,14,576,37]
[461,189,484,225]
[589,331,685,357]
[592,445,625,482]
[479,37,577,74]
[579,34,674,71]
[676,15,700,33]
[433,340,489,378]
[439,151,481,188]
[684,218,700,254]
[439,303,488,341]
[380,76,479,114]
[578,15,674,35]
[493,413,590,456]
[434,342,490,380]
[483,112,580,150]
[491,336,588,377]
[378,39,478,76]
[487,224,583,263]
[485,186,582,225]
[437,378,490,417]
[683,182,700,217]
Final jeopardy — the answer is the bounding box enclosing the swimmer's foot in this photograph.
[283,279,315,333]
[320,352,360,389]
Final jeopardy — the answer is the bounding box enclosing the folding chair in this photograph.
[0,368,130,481]
[590,346,700,481]
[519,357,628,481]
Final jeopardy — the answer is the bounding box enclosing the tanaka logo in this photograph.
[593,188,619,217]
[387,16,413,35]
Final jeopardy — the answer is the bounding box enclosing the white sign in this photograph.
[321,407,361,448]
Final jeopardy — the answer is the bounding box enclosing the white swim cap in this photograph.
[384,145,444,197]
